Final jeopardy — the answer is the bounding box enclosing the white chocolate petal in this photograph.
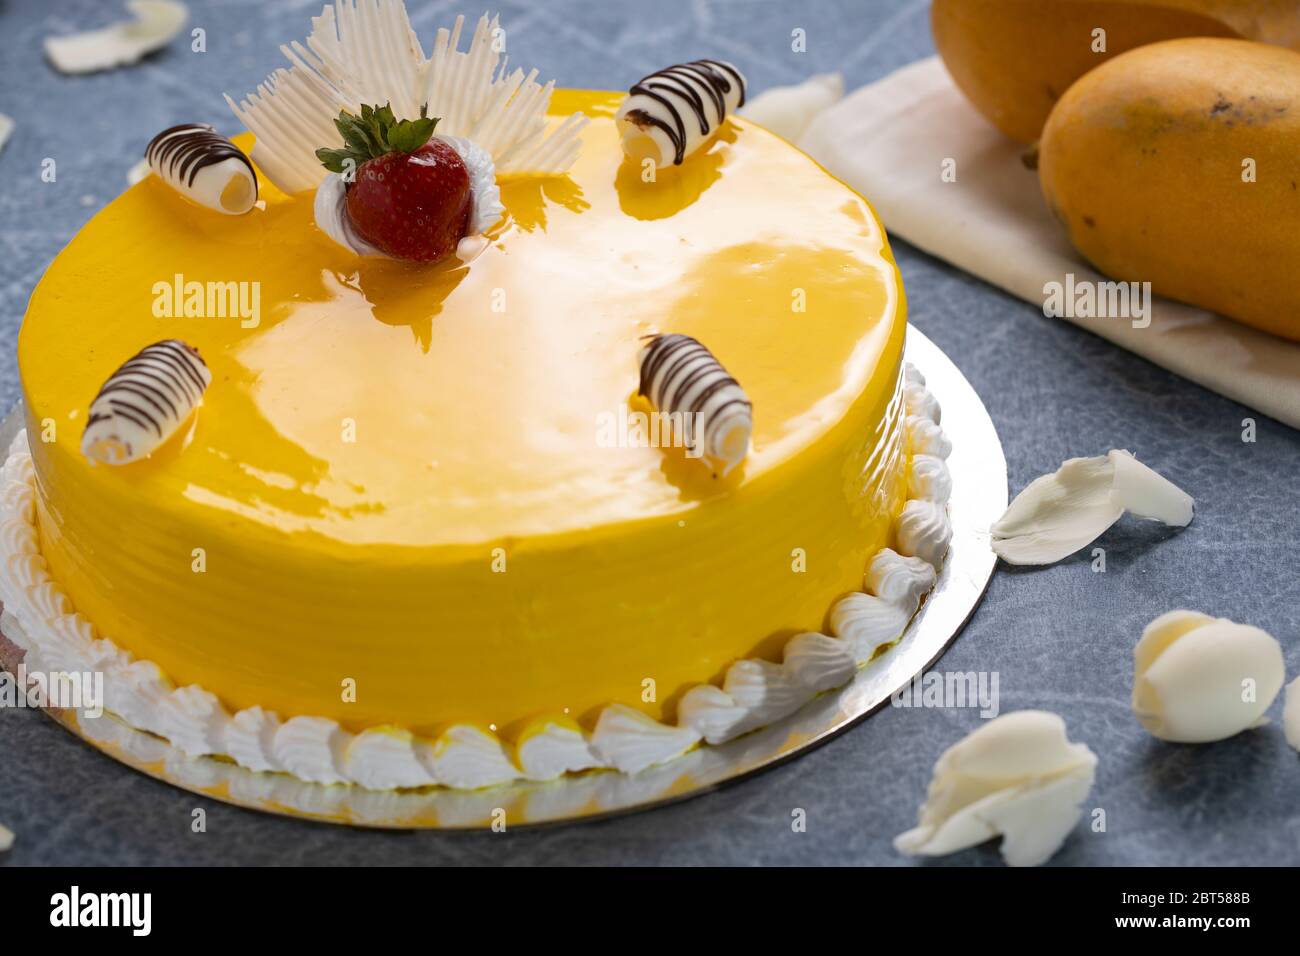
[590,704,700,774]
[1132,613,1284,743]
[0,823,13,853]
[1108,450,1195,526]
[1284,677,1300,753]
[0,114,13,155]
[740,73,843,143]
[45,0,187,75]
[991,451,1192,566]
[895,711,1097,867]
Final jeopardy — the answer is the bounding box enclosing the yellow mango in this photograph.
[932,0,1300,143]
[1038,37,1300,341]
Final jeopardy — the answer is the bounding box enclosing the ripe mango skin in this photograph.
[932,0,1299,144]
[1039,38,1300,341]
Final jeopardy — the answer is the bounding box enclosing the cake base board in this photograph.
[0,328,1006,830]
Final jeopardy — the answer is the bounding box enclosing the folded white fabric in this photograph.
[800,57,1300,430]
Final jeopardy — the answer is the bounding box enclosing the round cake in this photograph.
[3,6,952,790]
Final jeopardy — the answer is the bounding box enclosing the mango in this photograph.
[1038,37,1300,341]
[932,0,1300,143]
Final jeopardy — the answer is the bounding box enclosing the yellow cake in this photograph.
[3,7,953,790]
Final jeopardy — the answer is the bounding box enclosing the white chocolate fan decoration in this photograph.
[144,124,258,215]
[82,340,211,465]
[991,449,1193,565]
[1132,610,1285,744]
[616,60,747,166]
[225,3,588,195]
[637,334,752,476]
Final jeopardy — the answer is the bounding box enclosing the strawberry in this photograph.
[316,104,471,263]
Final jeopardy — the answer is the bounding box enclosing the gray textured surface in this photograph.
[1,0,1297,867]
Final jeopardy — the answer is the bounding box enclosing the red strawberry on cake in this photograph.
[316,104,472,263]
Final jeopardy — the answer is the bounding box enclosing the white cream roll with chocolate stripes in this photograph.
[144,124,258,214]
[616,60,747,167]
[82,340,211,465]
[637,333,752,476]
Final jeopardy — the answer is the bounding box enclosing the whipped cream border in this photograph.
[0,363,952,792]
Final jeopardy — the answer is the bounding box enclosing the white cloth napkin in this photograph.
[799,56,1300,429]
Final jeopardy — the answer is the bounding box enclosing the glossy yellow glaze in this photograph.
[18,90,908,734]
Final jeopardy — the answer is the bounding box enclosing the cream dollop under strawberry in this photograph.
[317,104,472,263]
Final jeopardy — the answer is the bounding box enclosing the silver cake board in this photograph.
[0,328,1006,829]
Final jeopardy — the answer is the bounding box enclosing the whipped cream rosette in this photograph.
[226,5,588,264]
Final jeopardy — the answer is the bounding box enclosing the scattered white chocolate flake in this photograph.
[895,710,1097,867]
[44,0,187,75]
[0,823,12,852]
[1284,677,1300,753]
[225,5,587,195]
[740,73,843,143]
[1132,610,1285,743]
[991,450,1193,565]
[0,114,13,155]
[144,124,258,215]
[616,60,747,167]
[637,333,752,476]
[81,339,211,465]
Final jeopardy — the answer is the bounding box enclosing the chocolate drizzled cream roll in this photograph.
[638,334,752,475]
[616,60,747,166]
[145,124,258,215]
[82,340,211,465]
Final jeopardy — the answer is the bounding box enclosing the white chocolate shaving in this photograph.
[991,450,1193,565]
[82,340,210,466]
[895,711,1097,867]
[0,115,13,156]
[637,333,752,476]
[0,823,12,852]
[44,0,187,75]
[144,124,258,215]
[616,60,747,167]
[1132,610,1285,743]
[1284,677,1300,753]
[225,5,587,195]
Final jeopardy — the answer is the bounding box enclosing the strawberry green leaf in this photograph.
[316,102,443,173]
